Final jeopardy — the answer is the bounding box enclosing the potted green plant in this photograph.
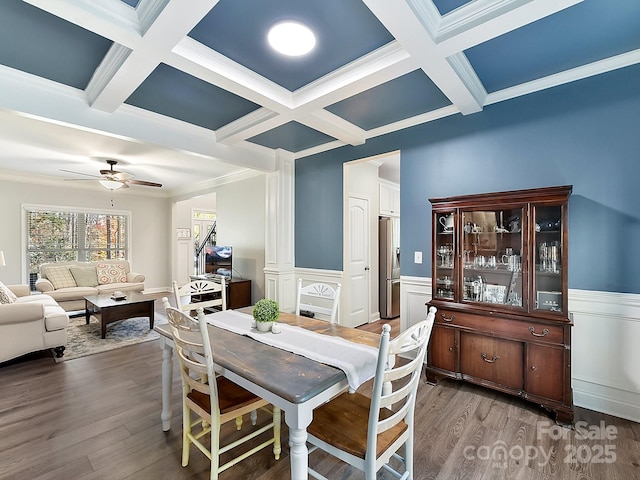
[252,298,279,332]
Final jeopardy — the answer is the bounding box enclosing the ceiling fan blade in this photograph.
[126,179,163,187]
[60,169,101,178]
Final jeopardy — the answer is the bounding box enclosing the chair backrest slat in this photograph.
[163,297,221,417]
[295,279,341,323]
[173,279,227,315]
[366,306,436,459]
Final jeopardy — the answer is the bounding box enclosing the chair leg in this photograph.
[210,423,220,480]
[182,403,191,467]
[273,406,281,460]
[405,437,413,480]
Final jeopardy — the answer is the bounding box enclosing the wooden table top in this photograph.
[155,309,381,403]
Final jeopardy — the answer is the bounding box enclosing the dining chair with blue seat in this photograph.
[162,298,281,480]
[306,306,437,480]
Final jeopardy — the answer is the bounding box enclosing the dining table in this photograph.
[154,308,381,480]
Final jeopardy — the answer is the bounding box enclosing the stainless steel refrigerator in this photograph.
[379,216,400,319]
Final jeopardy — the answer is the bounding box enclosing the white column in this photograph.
[264,150,296,311]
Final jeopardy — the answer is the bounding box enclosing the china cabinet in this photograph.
[427,186,573,424]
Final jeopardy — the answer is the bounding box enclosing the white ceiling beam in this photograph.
[167,38,294,111]
[363,0,485,114]
[435,0,584,55]
[303,110,367,146]
[0,65,274,171]
[292,41,416,111]
[23,0,141,47]
[180,41,417,146]
[87,0,220,112]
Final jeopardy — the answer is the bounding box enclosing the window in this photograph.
[25,205,130,286]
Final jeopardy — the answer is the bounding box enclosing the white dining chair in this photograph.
[295,279,341,323]
[172,278,226,316]
[162,299,281,479]
[306,306,437,480]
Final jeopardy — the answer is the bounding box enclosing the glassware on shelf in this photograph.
[539,241,560,273]
[437,244,453,267]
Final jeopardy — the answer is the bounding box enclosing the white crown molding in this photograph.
[486,48,640,105]
[169,168,263,201]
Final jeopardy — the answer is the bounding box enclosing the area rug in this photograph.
[58,313,168,362]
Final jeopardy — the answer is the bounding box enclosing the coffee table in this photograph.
[84,293,155,339]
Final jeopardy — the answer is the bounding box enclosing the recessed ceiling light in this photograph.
[268,21,316,56]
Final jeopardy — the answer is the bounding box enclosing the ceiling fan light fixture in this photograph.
[99,179,124,190]
[268,21,316,56]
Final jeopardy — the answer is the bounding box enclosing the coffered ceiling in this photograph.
[0,0,638,195]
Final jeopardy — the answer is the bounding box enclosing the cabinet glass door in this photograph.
[434,212,455,300]
[533,205,564,313]
[461,208,524,308]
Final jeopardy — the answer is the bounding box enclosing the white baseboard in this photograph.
[573,379,640,423]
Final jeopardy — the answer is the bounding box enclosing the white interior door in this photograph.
[346,195,370,327]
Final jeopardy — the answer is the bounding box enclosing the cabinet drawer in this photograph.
[460,333,523,389]
[435,308,564,344]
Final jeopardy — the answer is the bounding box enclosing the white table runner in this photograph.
[205,310,379,391]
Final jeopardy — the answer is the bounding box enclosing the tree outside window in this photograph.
[26,207,129,288]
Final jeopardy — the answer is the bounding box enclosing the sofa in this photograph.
[0,284,69,362]
[35,260,145,312]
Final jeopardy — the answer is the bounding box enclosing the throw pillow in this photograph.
[0,281,17,304]
[45,266,77,290]
[69,267,99,287]
[96,263,127,285]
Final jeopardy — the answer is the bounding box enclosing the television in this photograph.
[205,245,233,279]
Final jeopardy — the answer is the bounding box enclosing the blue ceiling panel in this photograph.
[326,70,451,130]
[248,122,335,152]
[0,0,112,90]
[188,0,394,91]
[126,63,260,131]
[466,0,640,92]
[432,0,474,16]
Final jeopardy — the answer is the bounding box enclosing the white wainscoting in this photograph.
[569,289,640,423]
[292,270,640,422]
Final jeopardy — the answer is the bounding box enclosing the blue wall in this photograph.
[295,63,640,294]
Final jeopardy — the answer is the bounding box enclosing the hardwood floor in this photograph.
[1,311,638,479]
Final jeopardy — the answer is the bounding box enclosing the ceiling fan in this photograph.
[61,159,162,190]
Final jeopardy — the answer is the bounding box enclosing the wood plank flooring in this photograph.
[1,307,638,479]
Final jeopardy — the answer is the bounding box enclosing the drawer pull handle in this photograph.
[529,327,549,337]
[481,353,500,363]
[441,313,455,322]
